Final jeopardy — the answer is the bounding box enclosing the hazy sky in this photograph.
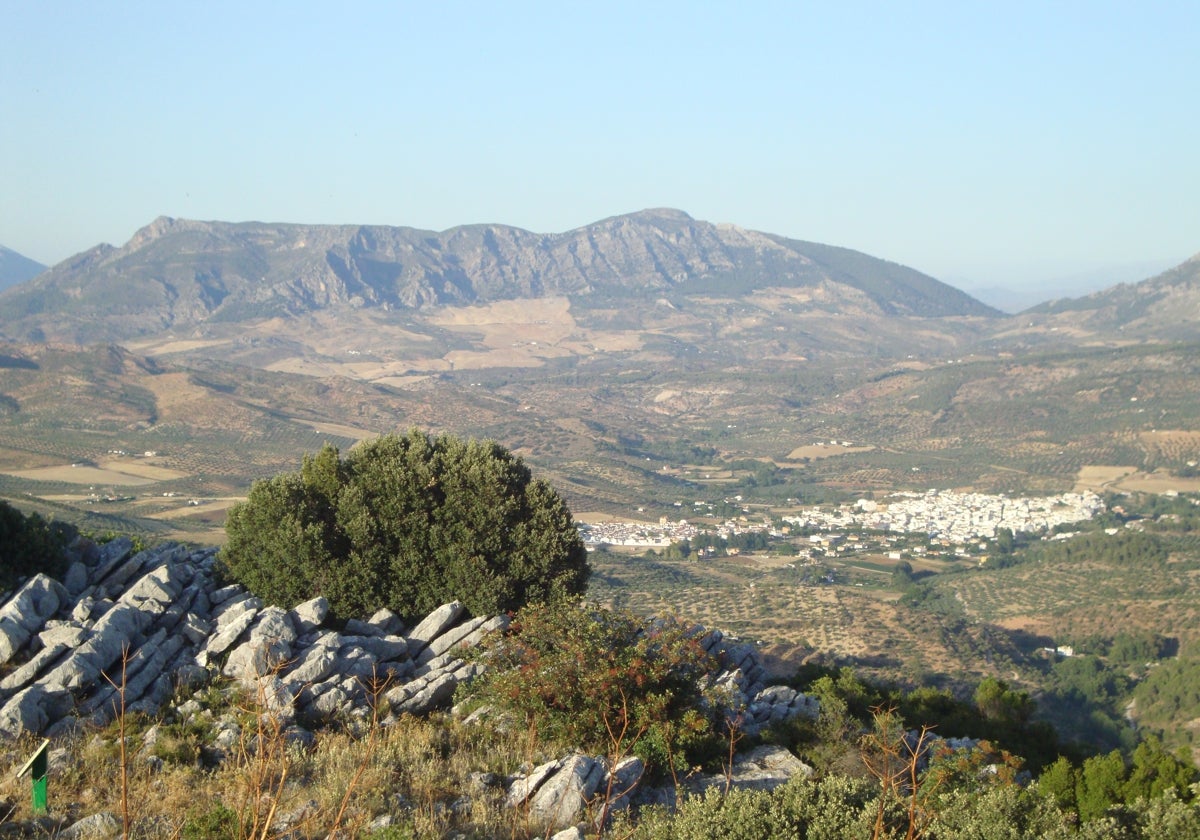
[2,2,1197,298]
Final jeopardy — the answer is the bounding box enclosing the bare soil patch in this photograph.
[1074,465,1138,493]
[786,444,876,460]
[1074,464,1200,494]
[293,420,380,441]
[125,338,232,354]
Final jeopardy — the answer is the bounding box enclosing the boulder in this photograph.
[597,755,644,818]
[199,601,260,665]
[0,574,70,664]
[284,633,341,687]
[222,607,296,681]
[687,744,813,794]
[88,536,135,579]
[59,811,120,839]
[528,754,605,829]
[387,669,460,715]
[118,562,189,614]
[0,684,74,736]
[416,615,488,664]
[341,634,409,663]
[367,607,404,635]
[37,622,88,649]
[63,561,90,597]
[288,596,329,634]
[0,641,70,692]
[506,758,563,808]
[405,601,465,653]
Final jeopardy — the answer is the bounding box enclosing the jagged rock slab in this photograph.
[528,754,605,829]
[406,601,465,653]
[0,574,70,664]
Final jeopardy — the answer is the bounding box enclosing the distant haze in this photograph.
[956,259,1181,313]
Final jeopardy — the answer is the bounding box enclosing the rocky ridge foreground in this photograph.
[0,539,819,832]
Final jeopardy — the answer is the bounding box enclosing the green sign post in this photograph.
[16,738,50,815]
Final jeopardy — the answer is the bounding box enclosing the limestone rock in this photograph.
[223,606,295,681]
[367,607,404,635]
[60,811,120,839]
[199,600,260,665]
[42,603,150,691]
[288,596,329,634]
[416,615,487,664]
[688,744,813,794]
[529,754,605,829]
[598,755,644,817]
[0,574,70,664]
[63,561,90,597]
[388,669,459,715]
[284,633,340,687]
[405,601,464,653]
[0,641,70,692]
[506,758,563,808]
[89,536,135,580]
[0,684,73,736]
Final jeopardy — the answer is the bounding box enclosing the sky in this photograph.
[2,2,1197,304]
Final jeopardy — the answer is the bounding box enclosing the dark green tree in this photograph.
[1076,749,1128,821]
[0,500,67,592]
[220,430,589,621]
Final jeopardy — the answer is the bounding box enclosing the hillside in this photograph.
[990,251,1200,344]
[0,210,996,345]
[0,245,45,292]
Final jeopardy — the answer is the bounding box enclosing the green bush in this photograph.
[219,430,589,621]
[621,776,880,839]
[180,803,243,840]
[0,500,67,592]
[463,600,723,775]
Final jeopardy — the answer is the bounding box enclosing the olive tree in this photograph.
[220,429,589,621]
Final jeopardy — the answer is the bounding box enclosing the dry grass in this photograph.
[0,698,554,839]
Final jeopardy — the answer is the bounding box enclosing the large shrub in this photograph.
[219,430,589,621]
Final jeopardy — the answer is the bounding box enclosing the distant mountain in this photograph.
[0,246,45,292]
[0,210,996,344]
[1017,252,1200,341]
[959,260,1179,314]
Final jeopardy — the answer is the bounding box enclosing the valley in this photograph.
[0,212,1197,763]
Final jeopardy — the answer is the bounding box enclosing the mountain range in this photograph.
[0,210,996,346]
[1,210,1196,356]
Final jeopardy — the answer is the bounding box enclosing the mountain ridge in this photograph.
[1008,250,1200,342]
[0,210,997,345]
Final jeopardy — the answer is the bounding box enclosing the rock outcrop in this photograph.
[0,538,828,836]
[0,543,513,738]
[0,541,816,743]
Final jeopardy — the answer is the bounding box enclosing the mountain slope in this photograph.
[0,210,997,344]
[1010,252,1200,341]
[0,245,46,292]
